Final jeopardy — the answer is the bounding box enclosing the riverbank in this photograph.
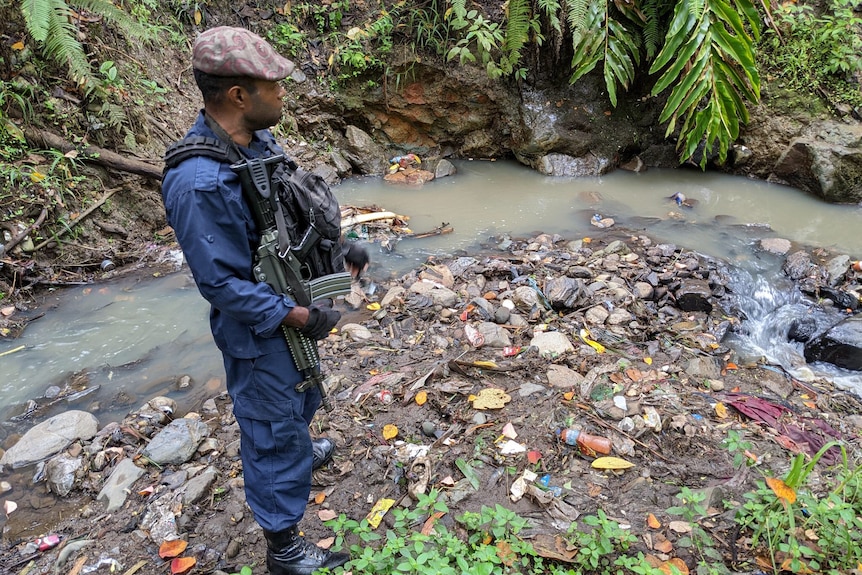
[2,226,861,575]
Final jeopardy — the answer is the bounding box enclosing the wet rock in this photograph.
[419,264,455,288]
[342,125,388,175]
[632,282,654,300]
[784,251,815,281]
[804,315,862,370]
[674,279,713,313]
[760,238,792,255]
[409,280,457,307]
[512,285,542,309]
[607,308,634,325]
[97,458,145,513]
[0,410,99,470]
[129,396,178,428]
[434,159,457,179]
[788,317,818,342]
[536,152,611,177]
[494,306,511,324]
[143,418,210,466]
[825,255,851,286]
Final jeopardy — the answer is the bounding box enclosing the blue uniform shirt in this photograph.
[161,112,297,359]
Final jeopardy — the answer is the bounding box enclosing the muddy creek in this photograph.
[2,160,861,425]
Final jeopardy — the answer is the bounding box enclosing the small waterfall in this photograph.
[724,265,862,395]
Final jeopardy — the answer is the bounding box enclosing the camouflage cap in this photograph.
[192,26,295,80]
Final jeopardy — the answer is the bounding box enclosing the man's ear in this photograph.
[226,85,247,108]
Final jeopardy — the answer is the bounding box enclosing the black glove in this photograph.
[299,302,341,340]
[343,242,370,277]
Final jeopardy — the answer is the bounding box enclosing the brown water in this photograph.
[1,161,860,424]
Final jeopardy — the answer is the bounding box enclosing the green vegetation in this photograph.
[759,0,862,109]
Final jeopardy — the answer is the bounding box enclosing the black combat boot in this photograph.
[264,526,349,575]
[311,438,334,470]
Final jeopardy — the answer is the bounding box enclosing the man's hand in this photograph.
[298,299,341,340]
[343,242,370,279]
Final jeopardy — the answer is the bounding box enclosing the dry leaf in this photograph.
[501,422,518,439]
[562,391,575,401]
[30,170,45,183]
[714,402,728,418]
[471,388,511,410]
[765,476,797,504]
[318,509,338,521]
[527,450,542,464]
[668,520,692,533]
[591,457,635,470]
[68,555,88,575]
[159,539,188,559]
[317,536,334,549]
[660,557,689,575]
[366,302,381,311]
[495,540,517,566]
[12,41,25,50]
[170,557,196,575]
[647,513,661,529]
[382,424,398,440]
[421,511,446,535]
[625,368,643,381]
[644,356,653,365]
[653,533,673,553]
[415,390,428,405]
[314,492,326,505]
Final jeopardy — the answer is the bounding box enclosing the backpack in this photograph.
[163,136,345,281]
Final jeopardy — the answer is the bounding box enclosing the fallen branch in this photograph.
[1,207,48,256]
[23,127,163,180]
[341,211,400,228]
[33,187,120,252]
[408,222,453,239]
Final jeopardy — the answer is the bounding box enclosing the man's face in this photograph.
[244,79,287,130]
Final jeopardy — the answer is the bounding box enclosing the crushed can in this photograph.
[33,534,62,551]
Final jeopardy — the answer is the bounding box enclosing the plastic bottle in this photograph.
[558,428,612,456]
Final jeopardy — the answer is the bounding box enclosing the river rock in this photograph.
[143,417,210,466]
[512,286,542,309]
[0,410,99,470]
[804,315,862,370]
[97,457,145,513]
[783,251,815,281]
[476,321,511,347]
[536,152,611,177]
[342,125,388,175]
[686,357,722,380]
[434,159,457,179]
[529,331,575,357]
[674,279,713,313]
[825,255,851,286]
[409,280,457,307]
[546,364,586,388]
[545,276,584,309]
[585,305,610,325]
[632,281,655,300]
[760,238,792,255]
[340,323,373,341]
[183,466,218,505]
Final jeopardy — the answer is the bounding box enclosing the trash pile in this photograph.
[2,229,862,574]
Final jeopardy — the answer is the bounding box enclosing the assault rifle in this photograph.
[232,155,351,412]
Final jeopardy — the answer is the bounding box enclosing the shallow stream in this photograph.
[2,160,861,426]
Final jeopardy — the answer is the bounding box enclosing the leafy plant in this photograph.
[759,0,862,108]
[736,442,862,575]
[722,429,754,468]
[19,0,153,91]
[666,487,730,575]
[564,508,638,574]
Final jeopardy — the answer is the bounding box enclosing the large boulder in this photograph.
[0,410,99,470]
[804,315,862,370]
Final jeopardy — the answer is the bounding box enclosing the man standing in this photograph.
[162,26,363,575]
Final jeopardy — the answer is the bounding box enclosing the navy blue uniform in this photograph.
[162,112,319,531]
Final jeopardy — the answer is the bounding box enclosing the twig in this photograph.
[0,345,26,358]
[33,187,120,252]
[1,207,48,256]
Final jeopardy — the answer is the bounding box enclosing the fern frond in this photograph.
[568,0,604,82]
[71,0,153,41]
[20,0,57,42]
[640,0,667,59]
[42,5,94,87]
[537,0,562,33]
[564,0,591,31]
[603,18,641,106]
[503,0,531,61]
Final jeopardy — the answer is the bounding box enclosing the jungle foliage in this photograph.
[7,0,862,166]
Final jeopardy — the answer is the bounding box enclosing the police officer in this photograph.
[161,26,365,575]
